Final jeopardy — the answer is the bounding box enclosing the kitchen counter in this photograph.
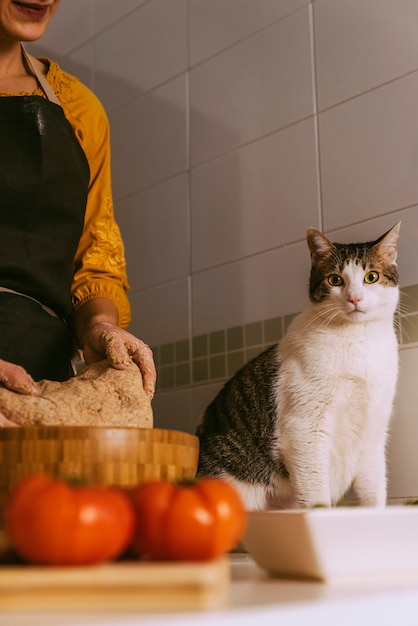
[2,553,418,626]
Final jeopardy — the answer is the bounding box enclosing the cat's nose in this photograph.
[348,295,362,307]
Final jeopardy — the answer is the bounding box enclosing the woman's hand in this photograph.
[0,359,41,427]
[0,359,40,396]
[71,298,157,400]
[82,323,156,399]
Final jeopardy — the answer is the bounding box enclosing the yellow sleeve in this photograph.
[46,61,131,328]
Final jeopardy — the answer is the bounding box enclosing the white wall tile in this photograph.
[93,0,147,33]
[28,0,94,58]
[59,42,95,91]
[189,0,309,66]
[387,346,418,499]
[152,388,193,432]
[315,0,418,110]
[153,383,222,434]
[117,175,189,290]
[395,208,418,289]
[319,73,418,232]
[128,278,190,346]
[192,241,310,336]
[94,0,187,112]
[109,76,187,199]
[191,118,320,271]
[152,384,222,434]
[190,6,314,165]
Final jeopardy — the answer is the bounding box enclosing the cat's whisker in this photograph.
[305,306,342,330]
[395,317,415,344]
[304,305,337,323]
[393,317,404,340]
[395,301,415,343]
[396,301,414,317]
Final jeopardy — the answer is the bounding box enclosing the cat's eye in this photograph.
[327,274,344,287]
[364,271,379,284]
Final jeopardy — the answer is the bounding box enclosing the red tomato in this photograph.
[129,478,247,561]
[5,474,135,566]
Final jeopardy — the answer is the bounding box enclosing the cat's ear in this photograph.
[373,222,401,265]
[306,228,333,265]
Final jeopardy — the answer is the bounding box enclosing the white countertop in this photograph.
[3,553,418,626]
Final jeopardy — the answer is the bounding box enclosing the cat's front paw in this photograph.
[297,497,331,508]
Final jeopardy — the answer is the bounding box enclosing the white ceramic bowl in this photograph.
[242,506,418,582]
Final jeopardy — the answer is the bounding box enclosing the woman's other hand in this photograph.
[82,322,156,399]
[0,359,40,396]
[0,359,40,427]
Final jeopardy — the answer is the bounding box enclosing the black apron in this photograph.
[0,61,90,381]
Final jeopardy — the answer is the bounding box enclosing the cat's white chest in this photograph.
[274,314,398,507]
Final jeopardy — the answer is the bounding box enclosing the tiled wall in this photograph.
[30,0,418,501]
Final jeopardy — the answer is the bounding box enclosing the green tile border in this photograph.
[153,284,418,392]
[209,330,225,354]
[192,334,208,358]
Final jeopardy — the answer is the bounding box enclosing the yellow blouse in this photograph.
[1,59,131,328]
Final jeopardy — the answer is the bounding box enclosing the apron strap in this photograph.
[0,286,59,318]
[21,45,61,106]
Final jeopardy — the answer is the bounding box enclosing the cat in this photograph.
[196,223,401,510]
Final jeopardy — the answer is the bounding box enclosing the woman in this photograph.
[0,0,156,426]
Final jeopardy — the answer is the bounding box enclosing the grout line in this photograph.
[317,65,418,115]
[187,2,311,72]
[309,0,324,232]
[184,0,193,369]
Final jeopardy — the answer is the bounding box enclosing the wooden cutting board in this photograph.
[0,532,230,611]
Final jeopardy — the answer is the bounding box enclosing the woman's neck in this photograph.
[0,42,38,94]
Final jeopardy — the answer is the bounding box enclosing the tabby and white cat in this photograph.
[196,224,401,510]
